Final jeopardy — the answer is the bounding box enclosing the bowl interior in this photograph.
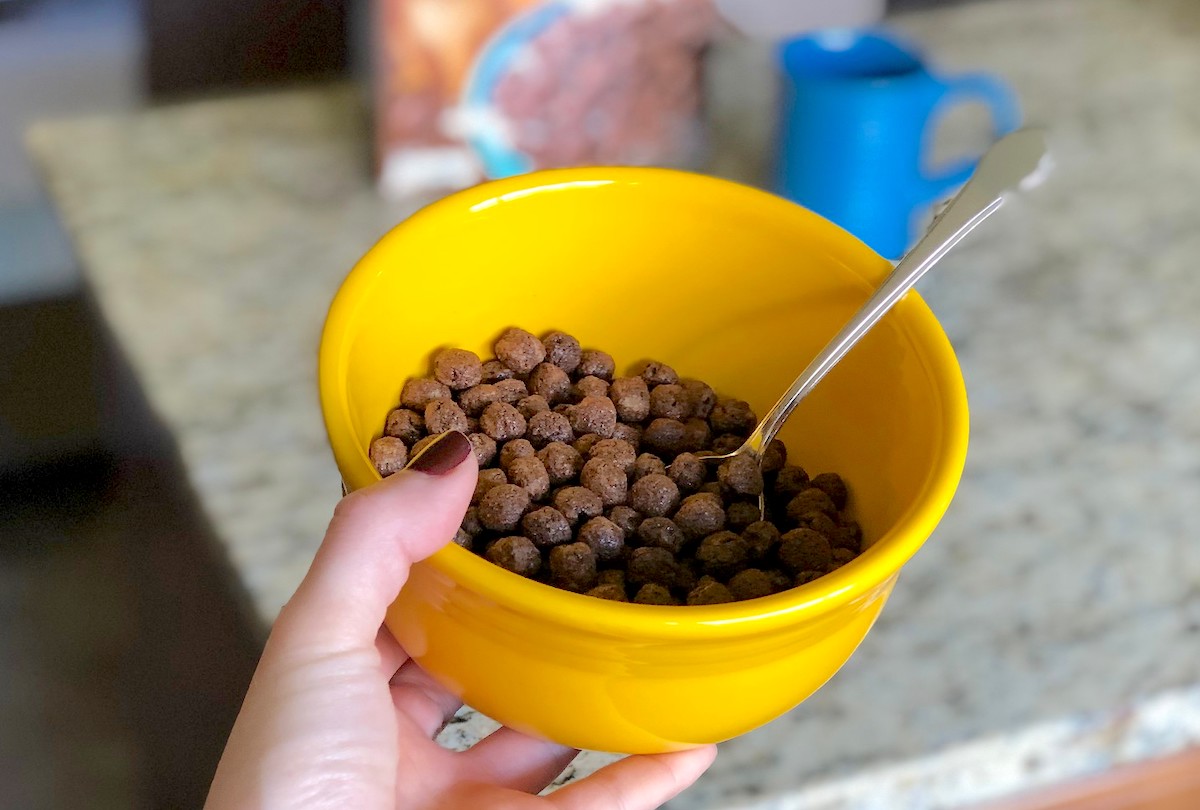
[322,168,967,621]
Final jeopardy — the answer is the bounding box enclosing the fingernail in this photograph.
[406,431,472,475]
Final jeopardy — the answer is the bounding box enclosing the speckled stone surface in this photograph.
[28,0,1200,806]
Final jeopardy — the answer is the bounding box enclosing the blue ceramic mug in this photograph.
[775,29,1020,259]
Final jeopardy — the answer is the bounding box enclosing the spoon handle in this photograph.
[744,128,1051,456]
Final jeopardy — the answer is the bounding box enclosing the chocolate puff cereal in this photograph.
[375,328,864,603]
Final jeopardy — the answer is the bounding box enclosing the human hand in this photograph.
[206,431,716,809]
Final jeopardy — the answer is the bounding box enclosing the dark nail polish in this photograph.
[407,431,472,475]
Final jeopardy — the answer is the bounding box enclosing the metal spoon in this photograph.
[701,128,1052,515]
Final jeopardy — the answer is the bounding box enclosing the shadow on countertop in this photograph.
[0,293,262,809]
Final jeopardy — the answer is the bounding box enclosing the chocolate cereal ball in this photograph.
[774,465,811,500]
[642,418,688,456]
[487,536,541,577]
[831,547,857,568]
[528,362,572,404]
[480,402,527,442]
[687,580,735,605]
[674,559,701,592]
[634,583,678,606]
[588,438,637,475]
[553,486,604,526]
[433,348,483,390]
[728,569,774,601]
[674,493,726,540]
[495,327,546,374]
[537,441,584,485]
[478,483,531,533]
[795,570,825,587]
[587,583,628,601]
[779,528,833,572]
[606,505,642,538]
[636,516,685,554]
[569,396,617,438]
[629,473,680,517]
[507,455,550,500]
[572,375,609,401]
[578,516,625,561]
[499,438,535,470]
[472,468,507,504]
[522,410,569,447]
[369,437,408,476]
[717,454,764,496]
[696,531,747,576]
[627,547,677,586]
[834,521,862,552]
[458,383,502,416]
[481,359,515,383]
[709,398,757,434]
[608,377,650,422]
[385,408,425,444]
[667,453,705,492]
[810,472,849,510]
[453,529,473,550]
[679,378,716,419]
[801,511,839,542]
[649,384,690,420]
[549,542,598,592]
[401,378,451,411]
[762,439,788,474]
[726,501,762,532]
[576,349,615,380]
[425,399,468,435]
[467,433,497,466]
[766,569,793,593]
[741,520,780,559]
[580,458,628,507]
[633,452,668,481]
[542,331,582,373]
[572,433,602,457]
[786,488,837,522]
[597,568,626,588]
[517,395,550,420]
[640,361,678,386]
[461,507,482,536]
[611,423,641,449]
[522,506,573,548]
[494,378,529,404]
[698,481,723,497]
[680,418,712,452]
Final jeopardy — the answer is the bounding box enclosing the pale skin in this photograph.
[206,436,716,809]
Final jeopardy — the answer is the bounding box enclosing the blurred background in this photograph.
[4,0,1199,808]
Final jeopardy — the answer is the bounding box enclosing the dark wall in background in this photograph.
[141,0,349,98]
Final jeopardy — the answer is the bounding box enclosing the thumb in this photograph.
[276,430,477,652]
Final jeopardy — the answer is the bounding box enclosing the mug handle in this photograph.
[920,73,1022,202]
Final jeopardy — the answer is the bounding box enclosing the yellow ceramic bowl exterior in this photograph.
[319,168,968,754]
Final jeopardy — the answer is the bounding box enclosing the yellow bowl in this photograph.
[319,168,968,754]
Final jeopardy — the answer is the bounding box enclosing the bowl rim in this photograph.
[319,166,969,641]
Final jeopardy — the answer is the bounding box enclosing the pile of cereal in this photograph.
[371,328,863,605]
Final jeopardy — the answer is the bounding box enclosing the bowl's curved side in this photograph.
[388,564,897,753]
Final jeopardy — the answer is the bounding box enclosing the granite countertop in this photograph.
[28,0,1200,806]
